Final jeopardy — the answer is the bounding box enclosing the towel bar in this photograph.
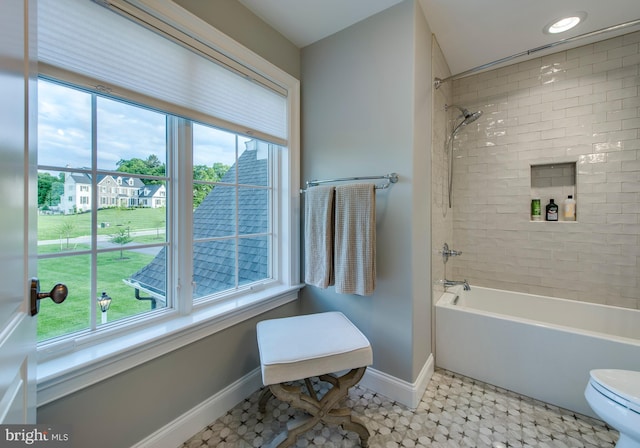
[300,172,398,193]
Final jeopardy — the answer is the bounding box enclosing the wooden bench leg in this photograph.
[258,386,273,414]
[262,366,370,448]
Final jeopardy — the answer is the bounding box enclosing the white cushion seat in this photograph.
[257,311,373,385]
[256,311,373,447]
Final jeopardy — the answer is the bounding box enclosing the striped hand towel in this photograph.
[304,185,335,288]
[334,183,376,296]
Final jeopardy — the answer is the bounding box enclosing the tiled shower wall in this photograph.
[448,31,640,309]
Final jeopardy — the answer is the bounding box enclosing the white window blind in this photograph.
[37,0,288,144]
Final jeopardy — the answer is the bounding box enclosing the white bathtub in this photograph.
[435,285,640,418]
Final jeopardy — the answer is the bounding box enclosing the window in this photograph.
[37,78,286,341]
[36,0,299,401]
[190,124,274,300]
[37,79,170,340]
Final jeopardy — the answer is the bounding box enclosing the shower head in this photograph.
[461,109,482,126]
[446,104,482,124]
[444,104,483,210]
[446,104,483,138]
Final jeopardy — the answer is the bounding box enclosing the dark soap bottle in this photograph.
[546,199,558,221]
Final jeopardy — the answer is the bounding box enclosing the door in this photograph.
[0,0,37,424]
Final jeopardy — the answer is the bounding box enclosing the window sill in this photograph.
[36,284,302,407]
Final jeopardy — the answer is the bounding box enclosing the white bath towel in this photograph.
[304,185,335,288]
[334,183,376,296]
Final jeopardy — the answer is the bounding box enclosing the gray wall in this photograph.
[411,2,432,381]
[37,305,300,448]
[37,3,302,448]
[38,2,437,445]
[300,0,432,384]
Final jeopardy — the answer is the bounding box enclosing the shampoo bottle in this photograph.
[545,199,558,221]
[563,195,576,221]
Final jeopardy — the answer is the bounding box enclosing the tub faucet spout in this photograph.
[443,279,470,290]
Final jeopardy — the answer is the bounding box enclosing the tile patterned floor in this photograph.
[180,369,618,448]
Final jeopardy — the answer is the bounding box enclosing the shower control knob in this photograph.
[441,243,462,264]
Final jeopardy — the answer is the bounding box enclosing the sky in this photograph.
[37,79,249,173]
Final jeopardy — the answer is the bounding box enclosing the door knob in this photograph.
[30,277,68,316]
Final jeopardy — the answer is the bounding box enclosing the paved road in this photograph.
[39,229,165,256]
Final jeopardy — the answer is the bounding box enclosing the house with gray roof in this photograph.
[138,184,166,208]
[59,172,150,214]
[59,172,92,214]
[127,142,269,304]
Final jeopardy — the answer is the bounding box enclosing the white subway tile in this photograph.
[605,129,639,142]
[577,192,607,203]
[621,182,640,192]
[579,92,608,107]
[608,149,637,162]
[607,108,638,121]
[567,44,593,60]
[623,75,640,88]
[622,31,640,45]
[598,203,623,214]
[541,128,565,140]
[607,66,638,81]
[565,65,595,81]
[623,53,640,67]
[593,120,622,133]
[606,192,638,203]
[565,105,594,118]
[579,51,608,66]
[622,223,640,234]
[595,36,624,52]
[446,33,640,309]
[593,79,624,93]
[607,86,638,101]
[623,117,640,129]
[552,96,581,110]
[608,43,639,60]
[622,95,640,108]
[593,99,622,113]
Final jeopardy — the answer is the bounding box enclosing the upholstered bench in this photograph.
[256,311,373,448]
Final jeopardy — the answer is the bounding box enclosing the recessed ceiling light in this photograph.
[543,12,587,34]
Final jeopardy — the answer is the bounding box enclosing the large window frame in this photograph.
[36,0,301,406]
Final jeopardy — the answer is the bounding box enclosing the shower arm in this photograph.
[445,104,466,116]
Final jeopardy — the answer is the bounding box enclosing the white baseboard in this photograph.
[360,353,434,409]
[131,367,263,448]
[132,355,434,448]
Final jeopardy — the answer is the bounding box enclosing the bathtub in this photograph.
[435,285,640,418]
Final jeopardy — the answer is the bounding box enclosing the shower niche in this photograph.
[530,162,577,222]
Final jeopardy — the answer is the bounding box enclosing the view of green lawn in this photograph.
[37,207,166,341]
[39,207,166,241]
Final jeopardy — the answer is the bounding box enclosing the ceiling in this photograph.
[238,0,640,76]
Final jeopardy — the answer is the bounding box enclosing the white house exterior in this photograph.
[138,184,166,208]
[59,173,92,214]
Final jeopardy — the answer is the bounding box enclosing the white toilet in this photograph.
[585,369,640,448]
